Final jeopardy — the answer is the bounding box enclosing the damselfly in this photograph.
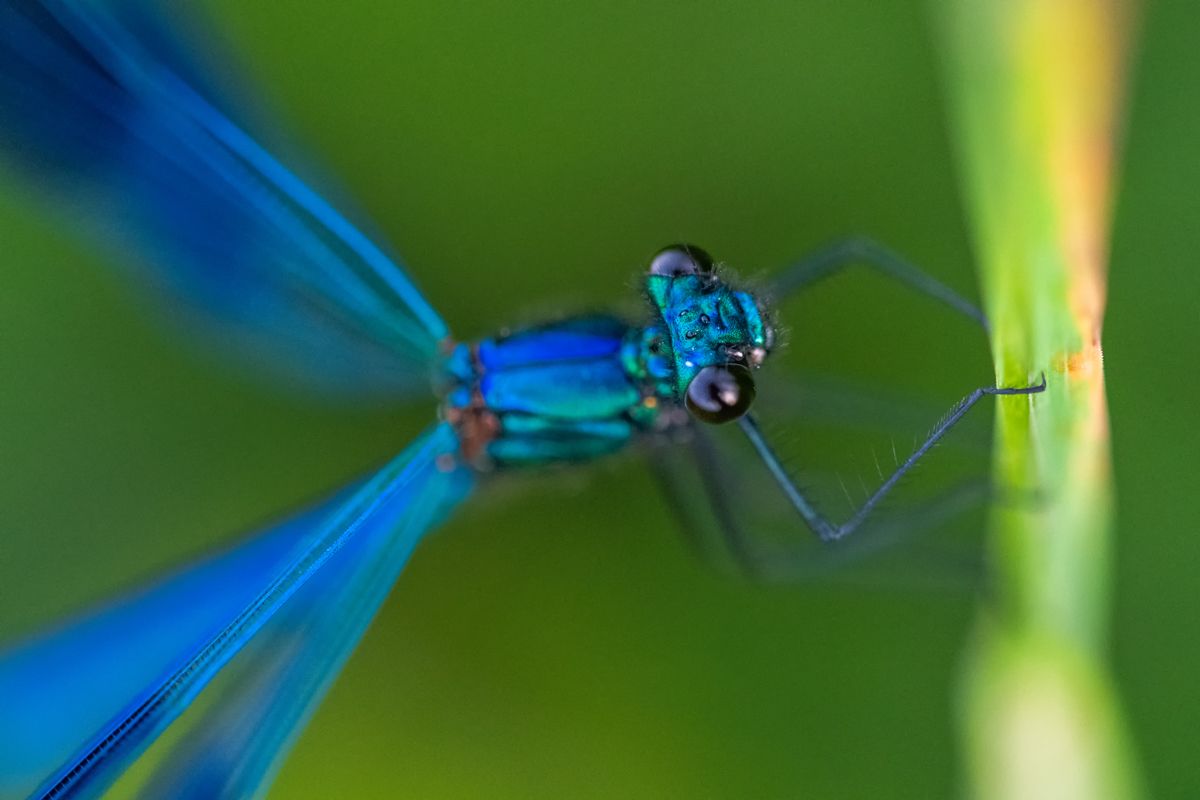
[0,2,1044,798]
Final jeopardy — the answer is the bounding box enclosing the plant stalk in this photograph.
[937,1,1141,798]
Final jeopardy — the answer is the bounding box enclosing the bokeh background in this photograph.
[0,1,1196,797]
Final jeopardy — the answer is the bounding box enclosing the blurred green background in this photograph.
[0,1,1195,797]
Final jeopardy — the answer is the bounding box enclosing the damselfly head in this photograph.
[643,244,774,424]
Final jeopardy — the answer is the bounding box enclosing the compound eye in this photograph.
[648,244,715,277]
[685,364,756,424]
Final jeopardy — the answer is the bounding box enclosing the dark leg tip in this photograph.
[984,371,1048,396]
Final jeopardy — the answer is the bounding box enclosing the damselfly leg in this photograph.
[651,415,993,583]
[740,376,1046,544]
[768,236,990,330]
[730,238,1045,548]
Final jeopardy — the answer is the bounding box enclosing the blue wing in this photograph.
[0,423,473,799]
[139,448,466,800]
[0,494,341,799]
[0,0,449,396]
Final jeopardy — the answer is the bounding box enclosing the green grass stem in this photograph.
[937,1,1141,797]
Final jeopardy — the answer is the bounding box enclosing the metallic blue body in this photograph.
[440,273,771,468]
[441,316,648,466]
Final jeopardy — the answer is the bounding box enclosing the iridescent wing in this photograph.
[136,444,461,800]
[0,492,337,798]
[0,423,473,799]
[0,0,448,396]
